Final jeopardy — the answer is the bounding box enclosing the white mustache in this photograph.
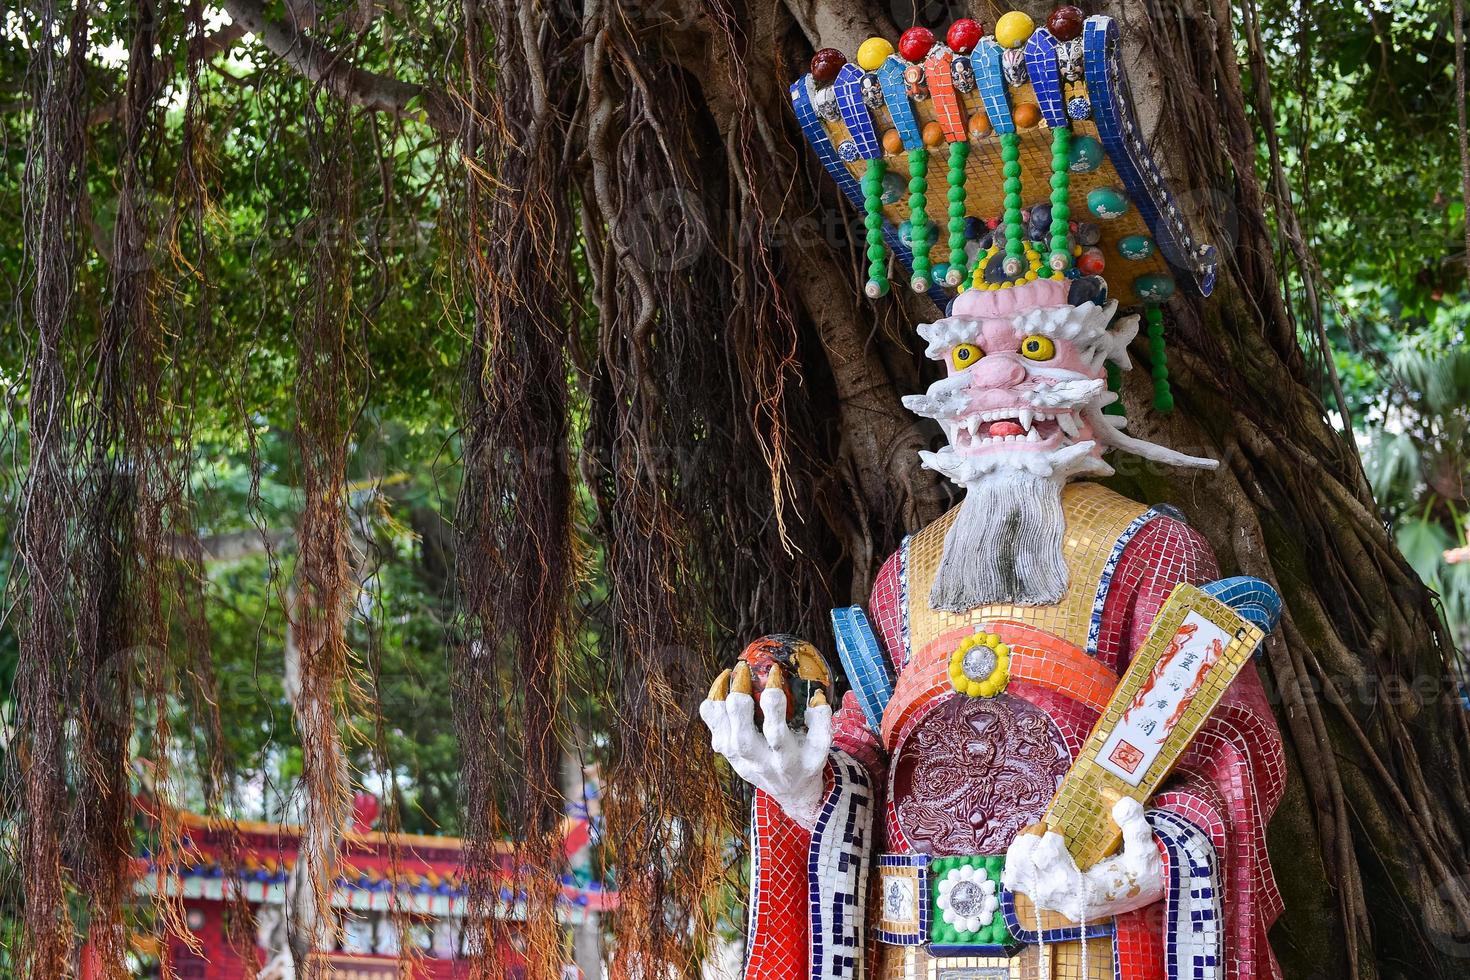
[919,442,1113,483]
[901,372,1108,423]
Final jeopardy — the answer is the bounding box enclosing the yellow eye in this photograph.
[950,343,983,369]
[1020,335,1056,361]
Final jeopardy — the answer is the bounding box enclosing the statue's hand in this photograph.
[699,664,833,831]
[1001,798,1164,922]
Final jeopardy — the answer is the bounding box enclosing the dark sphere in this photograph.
[810,47,847,84]
[1027,202,1053,240]
[1047,6,1086,42]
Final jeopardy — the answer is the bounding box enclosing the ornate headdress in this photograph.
[791,8,1216,411]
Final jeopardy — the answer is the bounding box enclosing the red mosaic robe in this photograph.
[743,483,1285,980]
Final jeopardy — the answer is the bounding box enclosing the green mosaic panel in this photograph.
[928,855,1014,947]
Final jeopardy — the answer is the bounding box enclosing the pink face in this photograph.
[905,306,1109,462]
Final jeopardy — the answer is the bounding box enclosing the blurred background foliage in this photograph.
[1253,0,1470,650]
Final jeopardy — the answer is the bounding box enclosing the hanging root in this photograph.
[452,1,580,977]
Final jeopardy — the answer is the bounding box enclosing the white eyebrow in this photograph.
[915,317,982,359]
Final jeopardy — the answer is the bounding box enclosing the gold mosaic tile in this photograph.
[905,482,1148,659]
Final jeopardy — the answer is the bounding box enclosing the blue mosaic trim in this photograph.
[876,853,930,945]
[1202,576,1282,634]
[1000,890,1117,945]
[743,805,763,975]
[973,39,1013,134]
[831,605,894,732]
[834,63,881,160]
[898,534,913,671]
[791,76,865,201]
[878,57,923,150]
[1084,15,1216,296]
[1086,506,1164,655]
[927,943,1018,957]
[808,751,874,979]
[790,78,950,308]
[1024,28,1068,129]
[1151,809,1224,980]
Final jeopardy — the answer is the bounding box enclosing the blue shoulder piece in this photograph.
[1201,576,1282,634]
[830,605,894,732]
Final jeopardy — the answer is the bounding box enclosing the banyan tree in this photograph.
[3,1,1468,978]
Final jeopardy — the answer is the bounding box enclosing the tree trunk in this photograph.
[587,0,1470,976]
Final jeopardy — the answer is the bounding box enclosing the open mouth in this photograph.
[948,408,1081,451]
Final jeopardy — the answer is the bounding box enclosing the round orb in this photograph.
[1087,186,1129,219]
[881,171,907,204]
[1068,274,1107,306]
[882,128,905,154]
[1074,220,1101,246]
[899,26,936,62]
[810,47,846,84]
[961,645,997,681]
[1012,102,1041,128]
[1119,234,1156,260]
[857,36,896,71]
[994,11,1035,49]
[967,112,994,140]
[946,18,984,54]
[1135,273,1176,302]
[1067,134,1104,172]
[1047,5,1086,42]
[921,121,945,147]
[735,633,833,729]
[1077,246,1106,275]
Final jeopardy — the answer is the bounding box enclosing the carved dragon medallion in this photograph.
[891,692,1070,855]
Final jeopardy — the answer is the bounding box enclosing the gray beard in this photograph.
[929,470,1069,611]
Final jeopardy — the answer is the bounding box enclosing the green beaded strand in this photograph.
[1103,360,1126,416]
[908,148,931,291]
[862,158,889,298]
[1145,305,1174,412]
[999,132,1024,277]
[945,141,969,287]
[1048,126,1072,275]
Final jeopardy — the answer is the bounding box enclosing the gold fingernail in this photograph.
[731,662,753,695]
[769,664,785,691]
[810,689,828,708]
[708,669,731,701]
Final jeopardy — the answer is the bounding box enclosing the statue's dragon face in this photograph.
[903,280,1129,483]
[922,315,1103,458]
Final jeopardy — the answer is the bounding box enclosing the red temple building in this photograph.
[86,803,614,979]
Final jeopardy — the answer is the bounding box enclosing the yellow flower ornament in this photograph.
[948,632,1010,697]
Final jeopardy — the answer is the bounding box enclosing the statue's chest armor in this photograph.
[900,482,1151,659]
[885,482,1151,856]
